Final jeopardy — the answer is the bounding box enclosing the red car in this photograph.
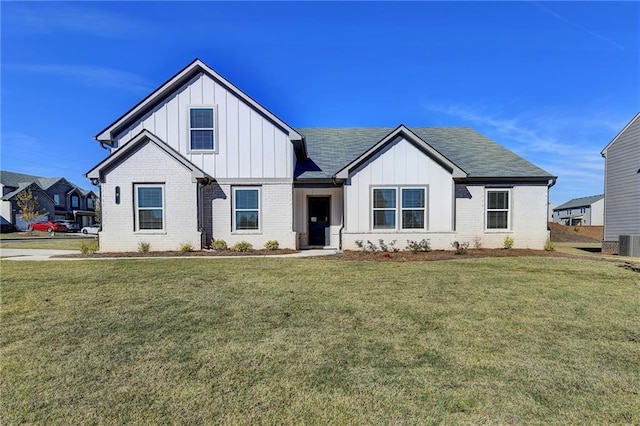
[29,220,68,233]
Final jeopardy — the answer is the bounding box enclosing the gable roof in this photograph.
[0,170,90,196]
[554,194,604,211]
[95,58,303,146]
[295,126,554,180]
[86,129,210,182]
[601,112,640,156]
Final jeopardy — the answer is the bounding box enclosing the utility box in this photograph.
[618,235,640,257]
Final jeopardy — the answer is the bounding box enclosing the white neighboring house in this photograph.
[551,195,604,226]
[86,59,557,252]
[601,112,640,254]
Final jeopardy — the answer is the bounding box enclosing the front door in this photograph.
[308,197,330,246]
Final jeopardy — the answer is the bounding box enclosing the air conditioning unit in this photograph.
[618,235,640,257]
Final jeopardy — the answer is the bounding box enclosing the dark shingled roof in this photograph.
[554,194,604,211]
[295,127,554,180]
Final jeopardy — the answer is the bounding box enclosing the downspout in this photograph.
[547,177,557,230]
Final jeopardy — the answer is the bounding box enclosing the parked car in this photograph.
[56,220,81,232]
[81,225,100,235]
[29,220,68,233]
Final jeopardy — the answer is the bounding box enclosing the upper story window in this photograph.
[53,194,61,205]
[486,189,510,230]
[372,187,427,230]
[135,184,164,231]
[233,187,260,231]
[189,107,215,151]
[87,197,94,209]
[71,195,79,208]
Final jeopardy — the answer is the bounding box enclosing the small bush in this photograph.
[406,239,431,253]
[379,239,399,253]
[211,239,228,250]
[472,236,482,250]
[544,238,555,251]
[264,240,279,250]
[356,240,378,253]
[179,243,193,253]
[452,241,469,255]
[80,239,99,254]
[138,241,150,254]
[503,235,514,250]
[231,241,253,252]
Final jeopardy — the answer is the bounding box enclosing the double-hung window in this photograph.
[189,107,215,151]
[87,197,94,209]
[53,194,60,205]
[372,187,427,230]
[135,184,164,231]
[486,190,510,230]
[233,187,260,231]
[71,195,79,208]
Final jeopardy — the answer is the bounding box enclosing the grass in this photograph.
[0,232,87,250]
[2,257,639,424]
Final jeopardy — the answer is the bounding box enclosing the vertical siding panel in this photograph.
[250,111,263,178]
[262,122,276,178]
[178,89,190,156]
[190,75,203,104]
[214,83,227,177]
[238,103,251,177]
[226,94,239,178]
[202,76,215,104]
[166,95,180,153]
[154,102,167,142]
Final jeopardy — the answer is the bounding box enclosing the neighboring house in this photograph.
[552,194,604,226]
[86,59,556,252]
[0,171,97,230]
[601,112,640,254]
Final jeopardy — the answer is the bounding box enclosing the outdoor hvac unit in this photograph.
[618,235,640,257]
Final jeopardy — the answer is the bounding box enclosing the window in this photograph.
[53,194,60,205]
[135,185,164,231]
[189,107,215,150]
[486,190,510,229]
[372,188,396,229]
[71,195,79,208]
[234,187,260,231]
[402,188,426,229]
[87,198,94,209]
[372,187,427,230]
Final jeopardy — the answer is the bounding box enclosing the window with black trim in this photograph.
[189,107,215,150]
[233,187,260,231]
[486,190,510,229]
[71,195,79,208]
[135,184,164,231]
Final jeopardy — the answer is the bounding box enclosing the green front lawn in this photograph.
[2,257,638,424]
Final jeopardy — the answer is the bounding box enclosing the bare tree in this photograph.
[16,187,45,232]
[92,195,101,224]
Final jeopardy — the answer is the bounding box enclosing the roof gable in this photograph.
[601,112,640,156]
[334,125,466,179]
[95,58,302,145]
[86,129,210,182]
[554,194,604,210]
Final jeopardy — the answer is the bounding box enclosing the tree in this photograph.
[16,187,45,232]
[92,195,101,224]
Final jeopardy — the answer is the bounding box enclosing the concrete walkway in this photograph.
[0,248,338,261]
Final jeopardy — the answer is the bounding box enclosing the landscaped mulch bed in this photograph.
[319,248,574,262]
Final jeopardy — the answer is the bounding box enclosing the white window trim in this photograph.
[187,105,218,153]
[485,188,511,231]
[134,184,165,233]
[370,186,428,231]
[232,186,261,233]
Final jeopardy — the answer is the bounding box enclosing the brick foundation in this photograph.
[601,240,618,255]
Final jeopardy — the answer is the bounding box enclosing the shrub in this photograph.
[231,241,253,252]
[211,239,228,250]
[379,239,399,253]
[503,235,514,250]
[355,240,378,253]
[544,238,555,251]
[179,243,193,253]
[406,239,431,253]
[264,240,279,250]
[452,241,469,255]
[138,241,150,254]
[472,236,482,250]
[80,239,99,254]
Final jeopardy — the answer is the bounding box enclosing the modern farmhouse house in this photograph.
[601,112,640,255]
[87,59,556,252]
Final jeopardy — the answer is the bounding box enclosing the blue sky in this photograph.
[1,1,638,205]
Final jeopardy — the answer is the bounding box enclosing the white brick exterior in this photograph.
[211,182,296,249]
[99,141,201,252]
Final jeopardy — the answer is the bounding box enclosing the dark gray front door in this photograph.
[308,197,330,246]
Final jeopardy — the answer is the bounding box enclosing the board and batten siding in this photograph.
[111,72,294,180]
[342,137,456,249]
[99,141,201,252]
[603,116,640,242]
